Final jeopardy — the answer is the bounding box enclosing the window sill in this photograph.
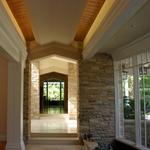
[115,138,150,150]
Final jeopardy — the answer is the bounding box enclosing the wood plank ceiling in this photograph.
[75,0,105,41]
[6,0,34,41]
[6,0,105,43]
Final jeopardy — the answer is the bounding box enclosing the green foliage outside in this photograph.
[43,81,64,101]
[124,75,150,119]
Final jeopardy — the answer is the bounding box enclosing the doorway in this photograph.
[30,58,78,135]
[40,72,68,114]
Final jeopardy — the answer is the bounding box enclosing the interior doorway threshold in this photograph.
[28,137,81,145]
[30,133,78,138]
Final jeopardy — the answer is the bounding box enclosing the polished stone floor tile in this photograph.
[31,114,77,133]
[26,145,84,150]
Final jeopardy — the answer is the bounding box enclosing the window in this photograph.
[43,80,65,101]
[121,62,135,142]
[139,64,150,148]
[115,51,150,149]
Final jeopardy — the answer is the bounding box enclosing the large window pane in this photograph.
[116,51,150,148]
[140,64,150,148]
[48,81,60,101]
[122,66,135,142]
[43,82,47,97]
[43,80,65,101]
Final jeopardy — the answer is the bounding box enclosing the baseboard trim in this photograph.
[5,141,25,150]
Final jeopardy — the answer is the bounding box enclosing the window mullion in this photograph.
[133,56,142,146]
[114,62,124,138]
[142,65,147,147]
[114,62,120,138]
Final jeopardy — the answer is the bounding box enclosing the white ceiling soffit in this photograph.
[51,55,77,64]
[39,57,68,70]
[25,0,87,45]
[40,66,68,75]
[82,0,148,59]
[39,57,69,75]
[105,0,150,52]
[33,54,77,64]
[111,32,150,61]
[0,0,26,62]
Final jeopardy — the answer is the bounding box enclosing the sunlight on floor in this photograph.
[31,114,77,133]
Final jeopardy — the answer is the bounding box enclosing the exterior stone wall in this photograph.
[23,57,31,142]
[31,61,40,119]
[79,53,115,144]
[68,63,78,120]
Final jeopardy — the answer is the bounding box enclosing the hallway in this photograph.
[1,0,150,150]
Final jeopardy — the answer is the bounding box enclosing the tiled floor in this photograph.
[31,114,77,133]
[26,145,84,150]
[41,106,65,114]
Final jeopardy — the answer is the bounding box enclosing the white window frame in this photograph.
[114,52,150,150]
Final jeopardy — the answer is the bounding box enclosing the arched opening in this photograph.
[40,72,68,114]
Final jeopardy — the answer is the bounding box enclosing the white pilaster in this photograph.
[6,61,25,150]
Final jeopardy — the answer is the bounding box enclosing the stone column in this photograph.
[68,63,78,120]
[31,61,40,119]
[79,53,115,144]
[6,61,25,150]
[23,57,31,142]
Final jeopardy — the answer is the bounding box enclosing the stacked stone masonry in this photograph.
[31,61,40,119]
[79,53,115,144]
[68,63,78,120]
[23,57,31,141]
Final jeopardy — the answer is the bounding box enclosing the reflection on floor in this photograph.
[41,106,64,114]
[31,114,77,133]
[26,145,84,150]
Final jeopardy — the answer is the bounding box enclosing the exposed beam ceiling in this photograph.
[6,0,105,44]
[24,0,87,45]
[75,0,105,41]
[6,0,34,42]
[4,0,150,61]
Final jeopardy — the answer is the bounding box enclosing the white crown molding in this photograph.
[5,141,25,150]
[83,0,148,59]
[0,0,27,62]
[111,32,150,60]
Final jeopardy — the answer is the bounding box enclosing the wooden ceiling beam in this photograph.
[74,0,105,41]
[6,0,34,41]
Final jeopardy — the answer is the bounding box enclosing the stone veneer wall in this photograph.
[31,61,40,119]
[79,53,115,144]
[68,63,78,120]
[23,57,31,141]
